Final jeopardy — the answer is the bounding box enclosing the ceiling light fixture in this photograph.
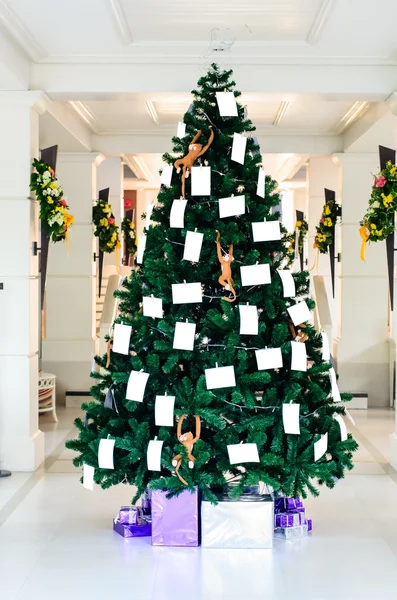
[145,100,160,126]
[273,101,290,127]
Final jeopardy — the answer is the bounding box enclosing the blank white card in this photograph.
[112,323,132,355]
[191,166,211,196]
[143,296,163,319]
[240,263,271,286]
[282,404,300,435]
[227,443,260,465]
[170,199,188,228]
[255,347,283,370]
[155,395,175,427]
[277,270,296,298]
[98,438,115,470]
[314,433,328,462]
[160,164,173,186]
[252,220,281,242]
[216,91,238,117]
[257,168,265,198]
[291,341,307,372]
[183,230,204,263]
[239,304,258,335]
[219,195,245,219]
[205,365,236,390]
[147,439,163,471]
[287,301,311,326]
[329,368,341,402]
[83,464,95,491]
[136,234,146,264]
[173,321,196,351]
[231,133,247,165]
[172,282,202,304]
[126,370,149,402]
[334,414,347,441]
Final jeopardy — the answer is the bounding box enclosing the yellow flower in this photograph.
[324,206,331,216]
[49,182,57,189]
[64,212,74,226]
[390,166,397,175]
[370,223,376,229]
[99,218,109,228]
[107,241,113,247]
[130,222,135,229]
[47,198,54,204]
[387,161,392,166]
[111,232,117,242]
[296,221,302,228]
[317,234,326,242]
[323,217,333,227]
[381,193,393,207]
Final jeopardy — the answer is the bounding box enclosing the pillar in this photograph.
[0,91,46,470]
[42,153,104,401]
[307,157,339,335]
[334,153,389,407]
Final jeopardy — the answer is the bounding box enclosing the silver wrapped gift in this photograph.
[202,492,274,549]
[275,523,308,540]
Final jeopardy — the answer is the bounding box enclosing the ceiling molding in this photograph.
[307,0,335,45]
[332,101,370,134]
[273,101,289,127]
[122,154,153,181]
[0,0,46,62]
[145,100,159,126]
[68,101,101,134]
[108,0,133,45]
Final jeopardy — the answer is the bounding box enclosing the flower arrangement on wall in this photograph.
[121,216,137,259]
[290,218,308,255]
[30,159,74,242]
[359,160,397,259]
[93,199,120,253]
[313,197,340,254]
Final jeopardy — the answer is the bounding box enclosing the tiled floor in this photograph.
[0,407,397,599]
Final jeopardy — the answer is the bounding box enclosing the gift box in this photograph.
[275,523,308,540]
[274,496,303,512]
[151,488,200,547]
[275,510,302,528]
[202,491,273,549]
[141,489,152,517]
[113,507,152,538]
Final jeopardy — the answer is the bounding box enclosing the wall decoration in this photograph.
[313,189,340,297]
[121,216,137,264]
[93,188,120,297]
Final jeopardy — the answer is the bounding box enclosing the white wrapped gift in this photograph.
[201,493,273,549]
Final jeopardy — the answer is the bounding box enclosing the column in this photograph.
[96,157,123,270]
[307,157,340,335]
[334,153,389,407]
[0,92,46,470]
[42,153,104,401]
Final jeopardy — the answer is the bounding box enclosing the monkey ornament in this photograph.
[288,320,309,343]
[172,415,201,486]
[216,230,236,303]
[174,128,214,199]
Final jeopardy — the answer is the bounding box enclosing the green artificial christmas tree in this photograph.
[67,64,358,504]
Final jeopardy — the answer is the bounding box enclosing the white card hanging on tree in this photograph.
[240,263,271,286]
[314,433,328,462]
[177,121,186,138]
[255,347,283,370]
[252,219,281,242]
[227,442,260,465]
[145,202,154,229]
[239,304,259,335]
[155,395,175,427]
[126,370,149,402]
[143,295,163,319]
[183,230,204,263]
[191,166,211,196]
[329,367,341,402]
[112,323,132,355]
[98,438,115,469]
[216,91,238,117]
[322,331,331,361]
[287,301,311,326]
[172,282,202,304]
[147,439,163,471]
[282,404,300,435]
[83,464,95,491]
[173,321,196,351]
[231,133,247,165]
[277,270,296,298]
[219,195,245,219]
[170,199,188,228]
[205,364,236,390]
[291,341,307,372]
[257,168,265,198]
[136,234,146,264]
[160,164,173,186]
[334,414,347,441]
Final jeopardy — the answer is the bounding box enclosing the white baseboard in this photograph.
[345,394,368,409]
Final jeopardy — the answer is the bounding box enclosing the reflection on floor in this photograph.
[0,407,396,600]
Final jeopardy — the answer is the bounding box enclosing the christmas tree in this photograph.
[67,64,358,504]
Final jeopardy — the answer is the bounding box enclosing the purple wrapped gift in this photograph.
[151,488,200,547]
[119,506,140,525]
[275,511,301,528]
[306,519,313,532]
[275,496,303,512]
[113,518,151,538]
